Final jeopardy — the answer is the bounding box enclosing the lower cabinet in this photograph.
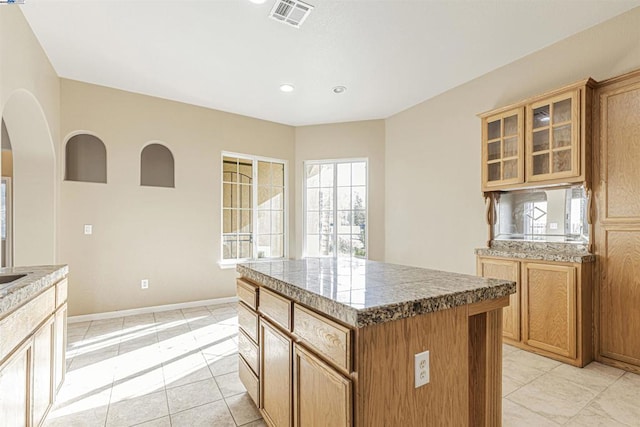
[54,303,67,394]
[32,317,55,426]
[294,344,352,427]
[477,256,592,367]
[260,318,293,427]
[0,341,31,427]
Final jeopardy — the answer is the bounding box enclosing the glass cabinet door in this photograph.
[526,90,580,182]
[482,107,524,190]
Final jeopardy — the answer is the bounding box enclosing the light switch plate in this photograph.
[84,224,93,235]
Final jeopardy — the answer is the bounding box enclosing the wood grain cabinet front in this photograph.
[477,256,592,367]
[260,318,293,427]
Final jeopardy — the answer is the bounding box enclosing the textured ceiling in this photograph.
[20,1,640,126]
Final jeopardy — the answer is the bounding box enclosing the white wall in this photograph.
[385,7,640,274]
[60,80,295,315]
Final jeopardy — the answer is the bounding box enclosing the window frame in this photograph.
[303,157,369,259]
[219,151,288,267]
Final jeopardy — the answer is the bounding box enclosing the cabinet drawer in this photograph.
[238,302,258,343]
[237,279,258,310]
[238,330,259,375]
[56,279,68,308]
[239,356,260,407]
[293,304,352,372]
[259,288,292,331]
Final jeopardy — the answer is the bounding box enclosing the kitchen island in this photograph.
[236,258,515,427]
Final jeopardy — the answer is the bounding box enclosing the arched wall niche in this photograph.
[140,142,175,188]
[65,133,107,183]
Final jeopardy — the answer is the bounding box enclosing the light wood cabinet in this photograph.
[0,274,68,427]
[477,258,520,342]
[522,263,576,359]
[293,343,352,427]
[260,318,292,427]
[593,70,640,374]
[477,256,592,367]
[480,80,594,191]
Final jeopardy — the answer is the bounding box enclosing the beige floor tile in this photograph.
[106,390,169,426]
[170,400,236,427]
[226,392,262,425]
[110,367,166,401]
[504,349,562,372]
[205,353,240,377]
[550,361,625,393]
[238,420,267,427]
[584,373,640,426]
[502,398,560,427]
[166,377,223,414]
[502,357,546,385]
[565,406,628,427]
[164,352,213,388]
[215,371,247,398]
[502,343,519,355]
[68,349,119,372]
[43,404,109,427]
[133,415,171,426]
[502,374,523,397]
[507,371,598,424]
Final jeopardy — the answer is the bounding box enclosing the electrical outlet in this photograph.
[141,279,149,289]
[84,224,93,235]
[415,350,430,388]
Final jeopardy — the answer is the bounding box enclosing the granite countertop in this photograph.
[237,258,515,328]
[475,241,594,263]
[0,265,69,318]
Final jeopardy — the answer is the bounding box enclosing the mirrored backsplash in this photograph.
[493,185,588,243]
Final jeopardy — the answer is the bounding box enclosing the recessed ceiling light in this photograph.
[249,0,268,4]
[332,86,347,94]
[280,84,295,93]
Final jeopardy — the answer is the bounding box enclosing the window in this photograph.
[304,159,367,259]
[141,143,175,188]
[222,153,286,262]
[65,134,107,183]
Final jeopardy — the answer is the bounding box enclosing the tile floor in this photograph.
[44,303,640,426]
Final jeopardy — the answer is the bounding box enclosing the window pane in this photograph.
[239,237,252,259]
[352,162,366,186]
[240,210,252,233]
[487,120,500,140]
[319,211,333,234]
[306,164,320,188]
[319,234,334,256]
[238,161,253,184]
[240,184,252,209]
[338,235,351,258]
[223,183,236,208]
[258,161,271,186]
[223,236,237,260]
[271,235,284,258]
[320,164,334,187]
[337,187,351,210]
[258,211,271,235]
[272,163,284,186]
[337,163,351,187]
[353,210,366,227]
[271,187,284,210]
[223,209,233,234]
[272,211,283,234]
[223,157,238,183]
[306,188,319,211]
[320,188,333,210]
[337,211,352,234]
[306,234,320,257]
[306,212,319,234]
[257,235,270,258]
[258,186,271,210]
[352,187,366,210]
[353,233,366,258]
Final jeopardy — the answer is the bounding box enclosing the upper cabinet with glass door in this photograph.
[481,107,525,189]
[479,79,595,192]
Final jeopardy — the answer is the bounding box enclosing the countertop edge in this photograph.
[237,263,516,328]
[0,265,69,318]
[475,248,595,263]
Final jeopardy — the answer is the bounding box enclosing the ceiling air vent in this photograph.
[269,0,314,29]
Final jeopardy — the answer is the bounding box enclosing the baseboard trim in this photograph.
[68,296,239,323]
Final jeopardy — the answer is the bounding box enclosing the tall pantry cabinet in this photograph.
[593,70,640,374]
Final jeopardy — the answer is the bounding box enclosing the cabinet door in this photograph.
[526,90,580,182]
[481,107,525,190]
[294,344,352,427]
[0,341,31,427]
[522,263,577,358]
[477,257,520,341]
[54,303,67,394]
[260,319,292,427]
[32,317,55,426]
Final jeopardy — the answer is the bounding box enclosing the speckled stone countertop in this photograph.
[0,265,69,318]
[475,241,594,263]
[237,258,515,328]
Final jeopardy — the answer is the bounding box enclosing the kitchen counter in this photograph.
[237,258,515,328]
[475,241,594,263]
[0,265,69,318]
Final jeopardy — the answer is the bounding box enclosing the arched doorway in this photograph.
[1,89,56,266]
